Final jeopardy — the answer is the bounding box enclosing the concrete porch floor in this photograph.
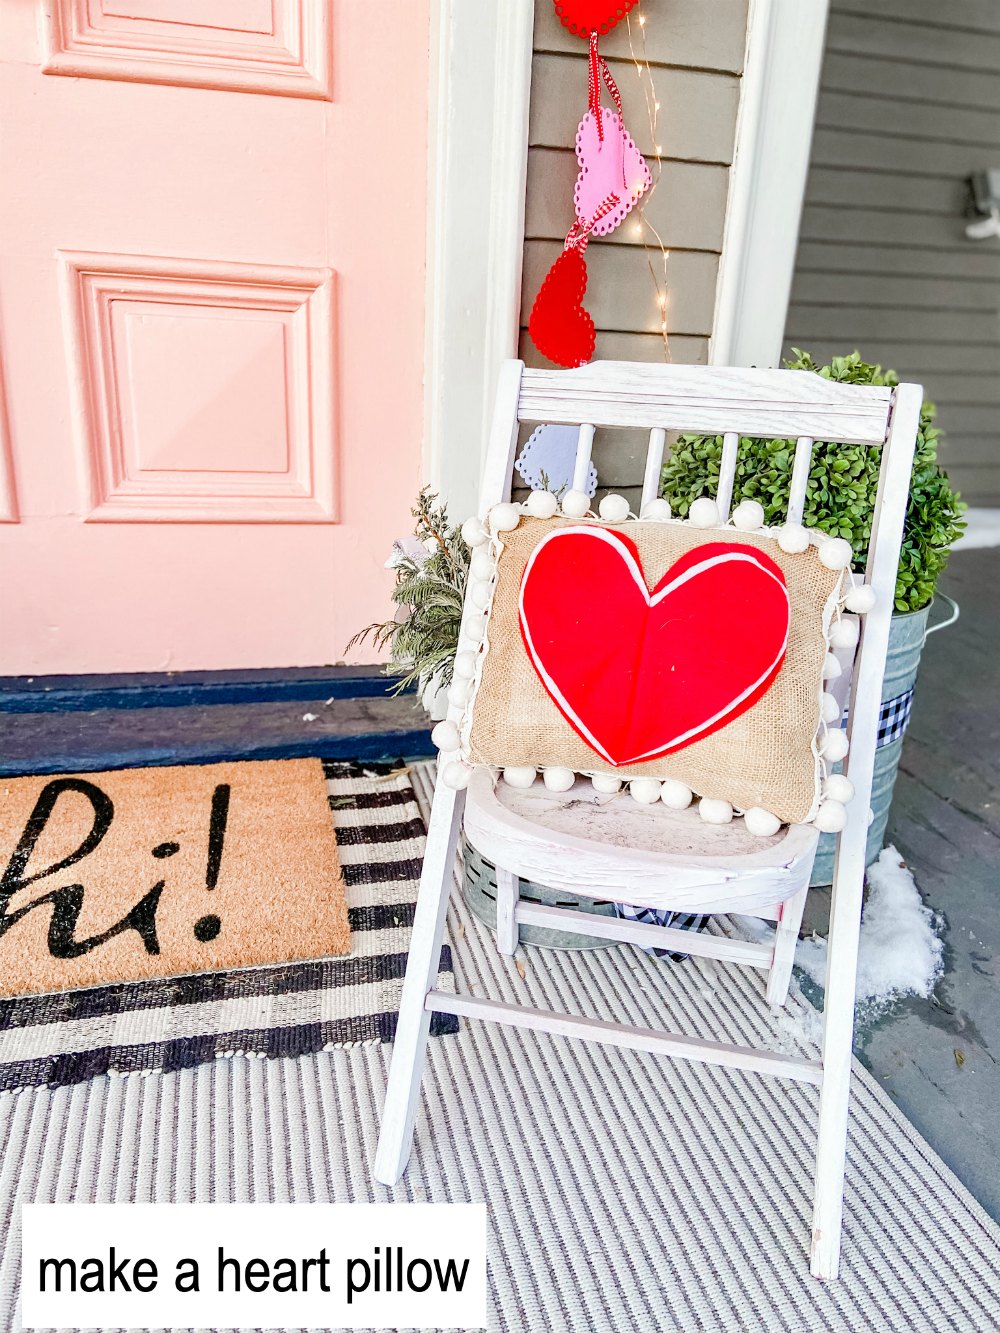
[805,546,1000,1221]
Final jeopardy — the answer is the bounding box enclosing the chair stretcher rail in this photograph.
[425,991,824,1086]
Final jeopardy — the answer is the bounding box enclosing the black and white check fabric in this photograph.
[877,687,915,748]
[612,902,708,962]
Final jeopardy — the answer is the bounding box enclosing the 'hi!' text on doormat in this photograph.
[0,759,351,998]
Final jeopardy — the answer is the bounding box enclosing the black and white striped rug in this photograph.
[0,761,456,1092]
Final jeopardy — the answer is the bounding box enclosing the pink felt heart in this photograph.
[519,528,790,766]
[574,108,651,236]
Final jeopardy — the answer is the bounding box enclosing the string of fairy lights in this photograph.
[623,3,672,360]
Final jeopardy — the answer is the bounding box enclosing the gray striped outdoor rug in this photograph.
[0,761,456,1092]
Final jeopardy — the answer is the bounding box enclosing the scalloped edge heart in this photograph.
[554,0,638,38]
[574,108,652,236]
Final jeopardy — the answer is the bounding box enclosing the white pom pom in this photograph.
[744,806,781,837]
[591,773,622,794]
[470,549,494,580]
[461,517,488,548]
[732,499,765,532]
[470,581,491,611]
[699,797,733,825]
[543,767,576,793]
[526,489,559,519]
[629,778,662,805]
[778,523,810,554]
[689,497,720,528]
[660,779,693,810]
[845,584,876,615]
[867,806,876,827]
[823,773,855,804]
[821,692,841,725]
[441,761,471,790]
[431,720,461,752]
[561,489,590,518]
[814,800,848,833]
[641,498,671,520]
[822,652,842,681]
[819,537,853,571]
[488,502,520,533]
[598,493,630,522]
[453,650,477,680]
[818,728,849,762]
[829,616,860,650]
[449,677,472,707]
[503,766,537,789]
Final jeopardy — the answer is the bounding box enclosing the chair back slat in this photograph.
[572,424,596,494]
[715,431,740,521]
[787,436,815,526]
[518,363,892,446]
[640,428,667,512]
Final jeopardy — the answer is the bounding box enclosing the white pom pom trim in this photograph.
[744,806,781,837]
[431,720,460,752]
[449,677,472,707]
[822,652,843,681]
[641,498,671,520]
[819,537,853,571]
[460,517,488,548]
[470,549,494,580]
[629,778,662,804]
[526,489,559,519]
[561,489,590,518]
[699,797,733,825]
[731,499,765,532]
[660,779,693,810]
[689,497,720,528]
[488,502,520,533]
[814,800,848,833]
[453,650,477,680]
[829,616,860,650]
[598,493,630,522]
[441,761,471,790]
[470,582,491,611]
[845,584,876,614]
[591,773,623,794]
[823,773,855,804]
[502,766,537,789]
[818,728,849,762]
[778,523,810,554]
[821,692,841,725]
[543,767,576,792]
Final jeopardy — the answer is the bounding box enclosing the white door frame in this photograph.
[423,0,534,522]
[711,0,830,368]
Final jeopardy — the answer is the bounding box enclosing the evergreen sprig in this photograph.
[346,488,469,695]
[659,349,966,613]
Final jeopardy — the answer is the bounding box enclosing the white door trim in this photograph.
[711,0,830,368]
[423,0,535,521]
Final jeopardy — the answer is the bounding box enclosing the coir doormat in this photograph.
[0,761,456,1090]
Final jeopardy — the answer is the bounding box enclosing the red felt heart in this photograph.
[554,0,638,37]
[528,248,596,369]
[519,528,790,766]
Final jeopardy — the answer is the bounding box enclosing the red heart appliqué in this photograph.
[519,527,790,766]
[554,0,638,37]
[528,248,596,369]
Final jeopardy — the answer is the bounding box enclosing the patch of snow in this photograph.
[795,845,943,1020]
[302,712,318,722]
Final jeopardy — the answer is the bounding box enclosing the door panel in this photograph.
[0,2,429,672]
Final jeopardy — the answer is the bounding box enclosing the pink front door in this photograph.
[0,1,428,673]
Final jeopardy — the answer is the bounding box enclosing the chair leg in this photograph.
[765,885,807,1007]
[810,819,867,1280]
[373,782,465,1186]
[495,866,519,955]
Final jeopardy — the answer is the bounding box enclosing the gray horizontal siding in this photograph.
[784,0,1000,504]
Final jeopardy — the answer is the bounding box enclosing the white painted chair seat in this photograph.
[464,768,819,917]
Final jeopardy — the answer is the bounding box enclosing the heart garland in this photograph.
[554,0,638,38]
[528,16,650,367]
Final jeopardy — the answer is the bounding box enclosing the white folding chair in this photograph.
[374,360,922,1281]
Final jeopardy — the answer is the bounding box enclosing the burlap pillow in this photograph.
[460,515,845,826]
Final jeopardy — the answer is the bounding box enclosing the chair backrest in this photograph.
[473,359,923,830]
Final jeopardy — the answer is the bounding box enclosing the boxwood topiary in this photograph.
[659,349,966,613]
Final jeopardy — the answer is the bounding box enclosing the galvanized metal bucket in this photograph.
[810,597,955,886]
[461,836,617,949]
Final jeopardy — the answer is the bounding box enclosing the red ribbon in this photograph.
[564,192,620,254]
[588,31,624,141]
